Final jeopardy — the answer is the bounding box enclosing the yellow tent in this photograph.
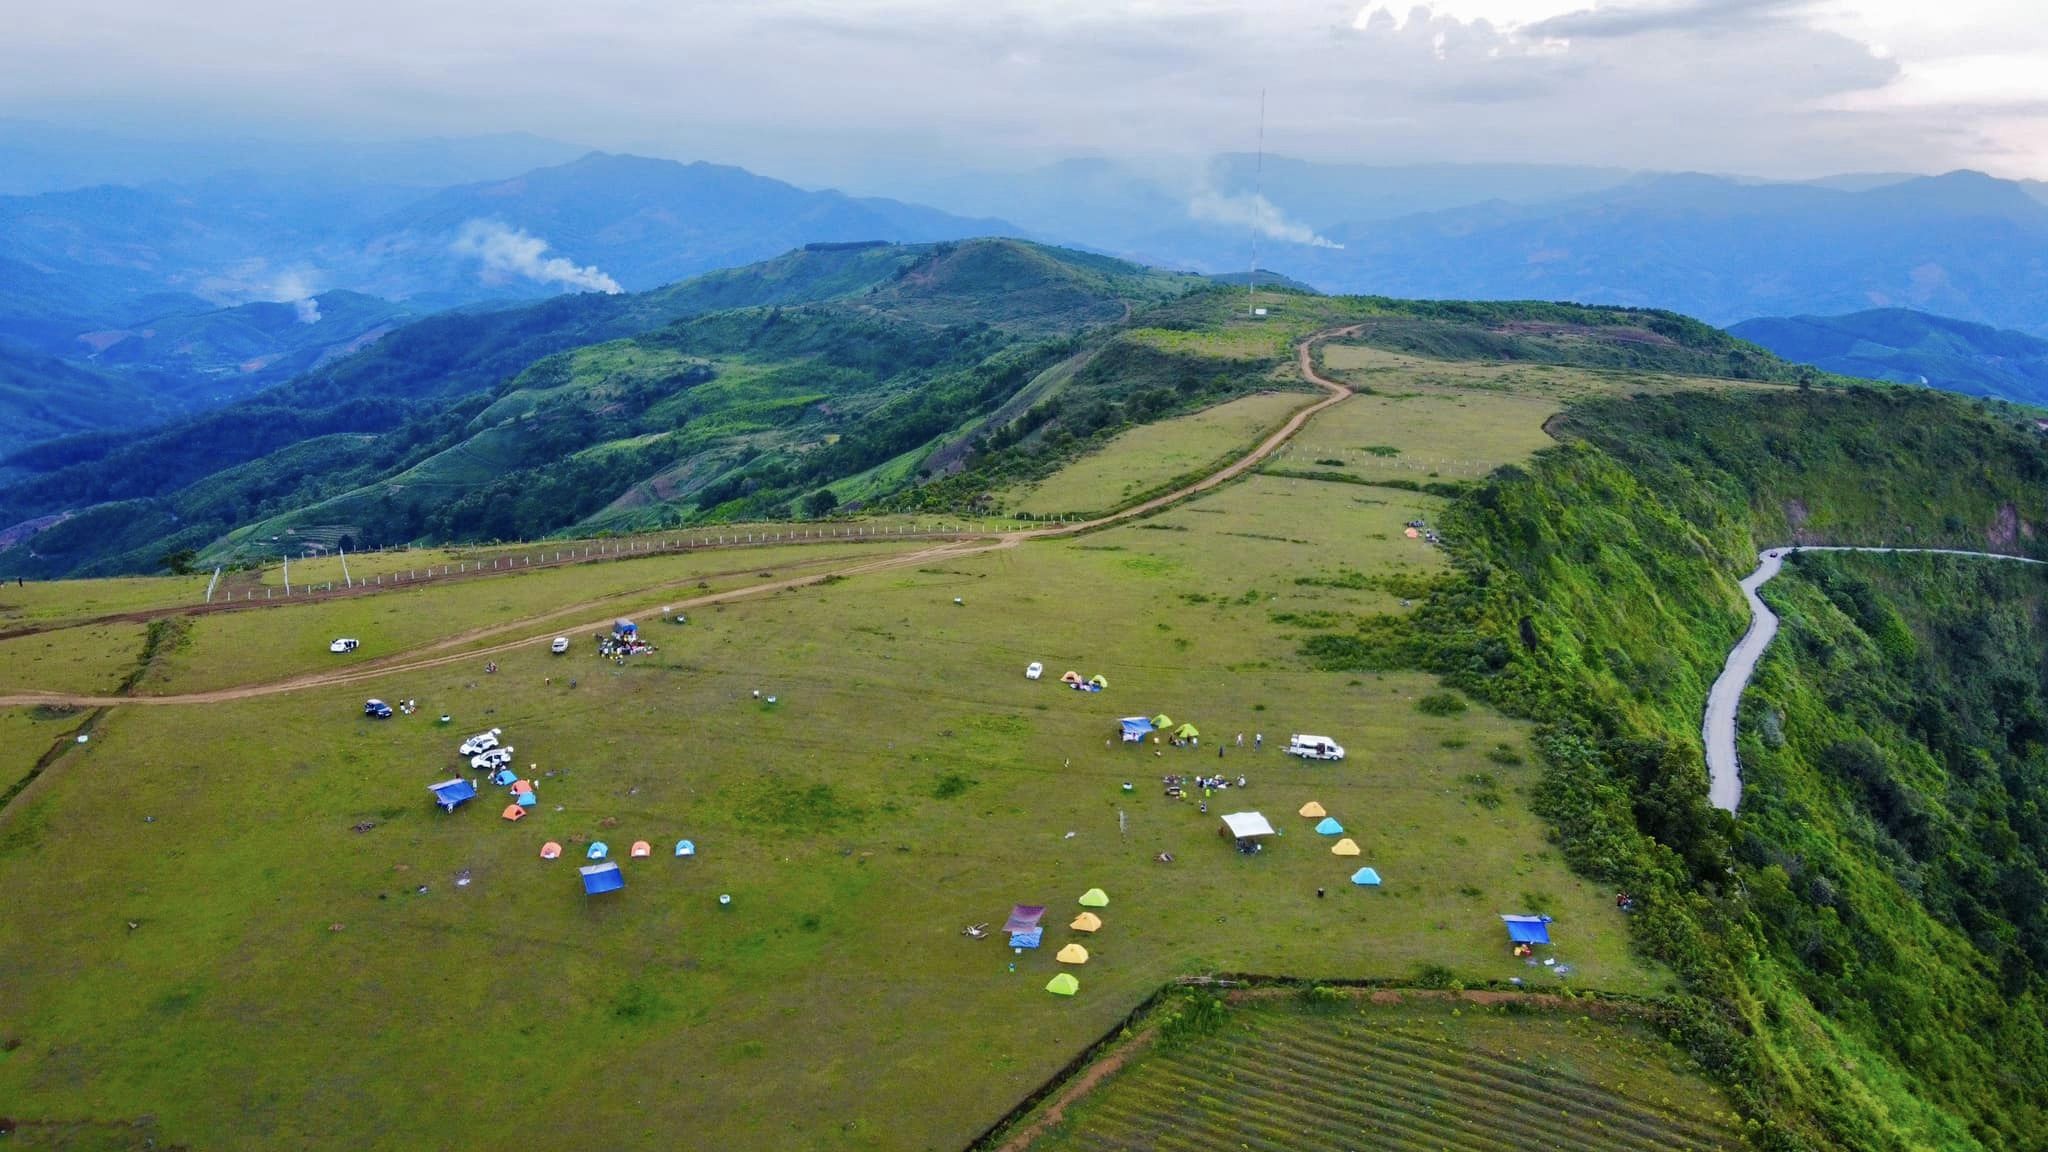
[1057,943,1090,964]
[1298,801,1327,819]
[1332,838,1361,856]
[1070,911,1102,932]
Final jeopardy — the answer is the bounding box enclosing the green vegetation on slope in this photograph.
[1732,308,2048,405]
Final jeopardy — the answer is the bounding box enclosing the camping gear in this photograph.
[1057,943,1090,964]
[1003,905,1047,933]
[1314,816,1344,835]
[675,839,696,857]
[429,778,477,812]
[579,862,624,895]
[492,768,518,786]
[613,619,637,639]
[1088,674,1108,689]
[630,841,651,858]
[1174,722,1199,740]
[1298,801,1326,819]
[1351,867,1382,886]
[1150,714,1173,729]
[1501,914,1553,945]
[1045,973,1079,996]
[501,804,525,821]
[515,791,538,808]
[1060,670,1083,685]
[1219,811,1276,840]
[510,780,534,795]
[1070,911,1102,932]
[1119,717,1154,743]
[1331,838,1360,856]
[540,841,562,860]
[1009,928,1043,949]
[587,841,609,860]
[1078,888,1109,908]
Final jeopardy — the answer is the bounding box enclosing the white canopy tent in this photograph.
[1219,811,1276,839]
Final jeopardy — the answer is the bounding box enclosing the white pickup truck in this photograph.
[1286,734,1345,762]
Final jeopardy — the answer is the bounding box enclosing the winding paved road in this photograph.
[1703,546,2047,812]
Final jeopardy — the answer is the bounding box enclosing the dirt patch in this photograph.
[1493,321,1679,347]
[1990,502,2022,550]
[988,1028,1156,1152]
[1784,498,1810,540]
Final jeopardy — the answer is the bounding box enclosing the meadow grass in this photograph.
[0,619,151,695]
[0,706,85,792]
[1274,385,1561,484]
[0,574,210,629]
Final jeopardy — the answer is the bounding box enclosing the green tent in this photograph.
[1078,887,1109,907]
[1045,972,1080,996]
[1174,723,1199,740]
[1089,674,1109,688]
[1150,713,1173,729]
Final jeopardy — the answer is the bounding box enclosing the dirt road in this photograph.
[1703,545,2046,812]
[0,328,1356,710]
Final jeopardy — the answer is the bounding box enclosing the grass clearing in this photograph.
[0,620,150,695]
[998,391,1313,519]
[1019,994,1743,1152]
[0,574,209,629]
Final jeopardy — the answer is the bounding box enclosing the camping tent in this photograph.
[1088,674,1109,688]
[1351,867,1382,886]
[630,840,651,858]
[1119,717,1155,743]
[540,841,562,860]
[588,841,609,860]
[510,779,534,795]
[1060,670,1084,685]
[492,768,518,786]
[1174,723,1199,740]
[1057,943,1090,964]
[1297,801,1326,819]
[1078,888,1109,908]
[501,804,526,821]
[1150,714,1173,729]
[675,839,696,857]
[1045,973,1079,996]
[1314,816,1344,835]
[1070,911,1102,932]
[580,861,625,894]
[515,791,538,808]
[613,619,637,638]
[1219,811,1276,840]
[429,778,477,812]
[1010,927,1044,949]
[1004,905,1047,933]
[1501,914,1553,945]
[1331,838,1360,856]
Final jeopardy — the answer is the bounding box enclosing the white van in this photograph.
[329,638,360,653]
[1287,734,1345,761]
[551,637,570,654]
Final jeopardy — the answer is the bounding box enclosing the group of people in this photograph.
[1160,773,1249,813]
[597,635,656,663]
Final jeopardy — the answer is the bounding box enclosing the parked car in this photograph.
[1286,734,1346,761]
[363,699,393,719]
[471,747,515,770]
[1025,662,1044,680]
[330,638,360,653]
[458,729,502,756]
[551,636,570,654]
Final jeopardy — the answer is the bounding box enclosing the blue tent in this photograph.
[587,841,609,860]
[580,861,624,895]
[1351,867,1382,886]
[1119,717,1154,742]
[492,767,518,786]
[1314,816,1344,835]
[1501,914,1553,945]
[675,839,696,857]
[429,778,477,811]
[515,791,538,808]
[1009,927,1044,950]
[613,619,637,638]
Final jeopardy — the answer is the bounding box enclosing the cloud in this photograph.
[449,220,622,294]
[1527,0,1811,40]
[1187,190,1344,248]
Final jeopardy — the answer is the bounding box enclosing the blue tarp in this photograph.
[580,862,624,895]
[1009,927,1044,949]
[429,778,477,811]
[1501,914,1553,945]
[1119,717,1154,742]
[1314,816,1344,835]
[1351,867,1382,886]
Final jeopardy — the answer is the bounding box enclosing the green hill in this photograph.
[1731,308,2048,404]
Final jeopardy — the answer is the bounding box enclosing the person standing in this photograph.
[1235,732,1244,748]
[1254,732,1263,750]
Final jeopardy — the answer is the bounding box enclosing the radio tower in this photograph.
[1248,88,1265,319]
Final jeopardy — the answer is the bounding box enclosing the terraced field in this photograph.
[1022,995,1741,1152]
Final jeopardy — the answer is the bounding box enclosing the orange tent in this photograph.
[1404,527,1420,539]
[501,804,526,821]
[540,841,562,859]
[510,779,535,795]
[630,840,652,858]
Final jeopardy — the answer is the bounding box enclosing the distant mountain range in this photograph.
[1732,308,2048,406]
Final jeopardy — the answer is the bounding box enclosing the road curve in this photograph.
[1704,545,2047,812]
[0,329,1356,710]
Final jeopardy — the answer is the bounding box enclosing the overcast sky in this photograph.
[6,0,2046,183]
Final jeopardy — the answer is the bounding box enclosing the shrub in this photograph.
[1416,692,1467,715]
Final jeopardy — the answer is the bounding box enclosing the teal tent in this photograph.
[1314,816,1344,835]
[1351,867,1382,886]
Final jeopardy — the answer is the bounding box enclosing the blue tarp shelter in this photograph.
[1314,816,1344,835]
[580,861,624,895]
[1119,717,1154,742]
[1009,927,1044,949]
[1501,914,1553,945]
[613,619,637,639]
[1351,867,1382,886]
[429,778,477,811]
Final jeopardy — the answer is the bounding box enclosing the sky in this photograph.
[4,0,2046,184]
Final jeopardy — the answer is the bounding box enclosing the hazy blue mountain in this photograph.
[1731,308,2048,404]
[1203,154,1634,225]
[0,342,180,456]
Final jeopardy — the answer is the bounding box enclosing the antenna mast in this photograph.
[1248,88,1265,318]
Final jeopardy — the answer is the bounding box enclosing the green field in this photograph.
[0,574,209,629]
[1017,994,1742,1152]
[0,619,151,695]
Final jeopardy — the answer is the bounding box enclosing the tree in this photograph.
[159,548,199,575]
[802,488,840,518]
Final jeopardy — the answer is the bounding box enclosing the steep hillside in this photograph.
[0,342,177,456]
[1732,308,2048,405]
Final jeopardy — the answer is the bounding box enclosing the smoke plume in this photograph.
[1187,191,1343,249]
[451,220,623,294]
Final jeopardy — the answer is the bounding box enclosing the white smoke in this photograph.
[451,219,623,294]
[1186,191,1344,250]
[269,269,323,324]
